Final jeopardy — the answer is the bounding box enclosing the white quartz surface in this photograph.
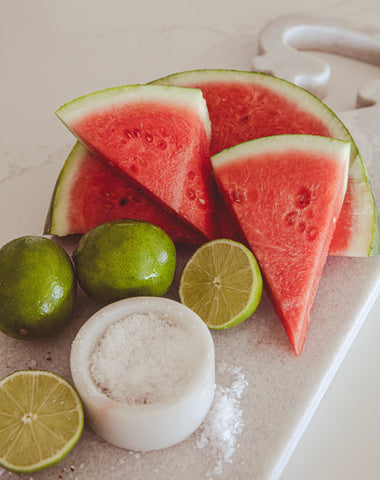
[1,1,380,479]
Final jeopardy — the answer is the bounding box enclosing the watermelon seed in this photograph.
[130,164,138,174]
[232,189,245,203]
[119,198,127,206]
[296,187,311,208]
[157,140,167,150]
[186,188,196,200]
[307,227,318,241]
[145,133,153,143]
[284,211,297,227]
[298,222,306,233]
[123,128,142,139]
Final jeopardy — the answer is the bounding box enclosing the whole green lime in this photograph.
[0,236,76,340]
[72,219,177,303]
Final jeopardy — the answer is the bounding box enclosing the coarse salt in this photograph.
[196,361,248,477]
[90,312,201,404]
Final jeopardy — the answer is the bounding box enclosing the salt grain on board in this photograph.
[195,361,248,478]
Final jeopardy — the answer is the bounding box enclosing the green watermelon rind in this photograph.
[212,134,350,185]
[44,142,85,236]
[55,83,212,142]
[151,68,379,257]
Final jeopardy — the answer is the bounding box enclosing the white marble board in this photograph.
[1,13,380,480]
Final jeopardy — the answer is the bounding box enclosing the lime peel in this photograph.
[0,235,76,340]
[179,239,263,329]
[73,219,177,304]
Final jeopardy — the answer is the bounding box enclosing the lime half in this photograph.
[179,239,263,329]
[0,370,84,473]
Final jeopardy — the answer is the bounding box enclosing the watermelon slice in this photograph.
[44,141,206,244]
[211,135,350,355]
[55,84,220,240]
[151,69,379,257]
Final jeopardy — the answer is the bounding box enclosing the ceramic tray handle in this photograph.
[252,14,380,98]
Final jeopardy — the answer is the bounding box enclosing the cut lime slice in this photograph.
[179,239,263,329]
[0,370,84,473]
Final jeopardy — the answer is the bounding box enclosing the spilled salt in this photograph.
[89,312,201,404]
[195,361,248,477]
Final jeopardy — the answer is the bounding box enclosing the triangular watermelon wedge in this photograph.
[44,141,206,244]
[55,84,220,240]
[211,135,351,355]
[151,69,379,257]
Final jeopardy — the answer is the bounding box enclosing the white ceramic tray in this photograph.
[1,14,380,480]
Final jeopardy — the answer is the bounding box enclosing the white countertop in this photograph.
[2,1,380,479]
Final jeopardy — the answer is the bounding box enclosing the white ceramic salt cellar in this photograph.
[70,296,215,451]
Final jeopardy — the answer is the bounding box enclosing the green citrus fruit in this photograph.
[179,239,263,328]
[73,219,177,303]
[0,370,84,473]
[0,236,76,339]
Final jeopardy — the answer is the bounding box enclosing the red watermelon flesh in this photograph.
[56,85,220,241]
[151,69,379,257]
[187,82,330,156]
[44,141,206,244]
[211,135,350,355]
